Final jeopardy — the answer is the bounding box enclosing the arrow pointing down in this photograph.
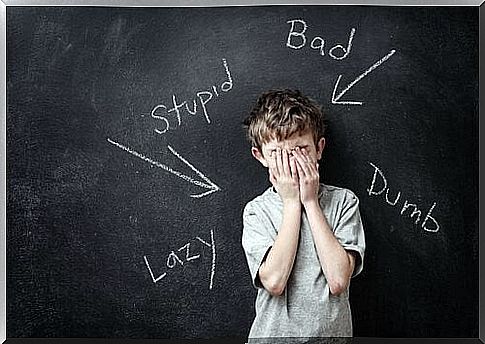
[107,138,221,198]
[332,49,396,106]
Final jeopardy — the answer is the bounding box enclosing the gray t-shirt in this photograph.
[242,184,365,341]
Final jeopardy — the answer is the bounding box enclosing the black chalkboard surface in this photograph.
[6,5,478,339]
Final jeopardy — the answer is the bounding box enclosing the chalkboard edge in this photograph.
[1,1,6,344]
[0,2,482,343]
[1,338,485,344]
[480,3,485,344]
[0,0,484,8]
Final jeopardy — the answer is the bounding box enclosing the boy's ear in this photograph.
[316,137,326,160]
[251,147,269,167]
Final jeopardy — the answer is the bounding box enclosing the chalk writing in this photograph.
[144,229,216,289]
[149,58,233,135]
[332,49,396,105]
[285,19,396,106]
[107,138,221,198]
[286,19,355,60]
[367,162,440,233]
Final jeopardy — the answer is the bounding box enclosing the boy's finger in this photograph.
[270,166,279,179]
[301,148,313,164]
[269,151,275,173]
[295,157,306,178]
[282,149,290,176]
[275,148,283,175]
[307,158,318,174]
[290,156,299,180]
[299,148,317,175]
[294,150,310,176]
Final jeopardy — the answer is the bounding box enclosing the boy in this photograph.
[242,89,365,342]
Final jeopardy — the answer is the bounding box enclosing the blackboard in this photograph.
[6,5,479,340]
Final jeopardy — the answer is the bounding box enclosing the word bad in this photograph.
[144,229,216,289]
[150,58,233,135]
[367,162,440,233]
[286,19,356,60]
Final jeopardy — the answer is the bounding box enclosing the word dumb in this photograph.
[367,162,440,233]
[143,229,216,289]
[149,58,233,135]
[286,19,356,60]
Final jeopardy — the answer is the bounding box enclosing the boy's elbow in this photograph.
[328,278,349,296]
[328,262,354,296]
[329,284,345,296]
[266,283,285,296]
[260,275,286,296]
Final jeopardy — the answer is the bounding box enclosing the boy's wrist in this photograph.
[302,198,320,210]
[282,199,302,210]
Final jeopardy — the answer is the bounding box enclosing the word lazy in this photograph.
[144,229,216,289]
[149,58,233,135]
[286,19,356,60]
[367,162,440,233]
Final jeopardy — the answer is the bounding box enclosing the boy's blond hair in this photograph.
[243,89,326,152]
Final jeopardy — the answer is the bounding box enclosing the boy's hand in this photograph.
[269,148,300,205]
[293,147,320,206]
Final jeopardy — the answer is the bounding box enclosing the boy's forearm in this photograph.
[304,200,354,296]
[259,201,301,296]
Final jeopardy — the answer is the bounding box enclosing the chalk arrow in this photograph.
[332,49,396,106]
[107,138,221,198]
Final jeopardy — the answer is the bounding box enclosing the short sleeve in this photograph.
[241,202,275,289]
[333,190,366,277]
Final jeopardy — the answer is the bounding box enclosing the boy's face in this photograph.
[251,130,325,169]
